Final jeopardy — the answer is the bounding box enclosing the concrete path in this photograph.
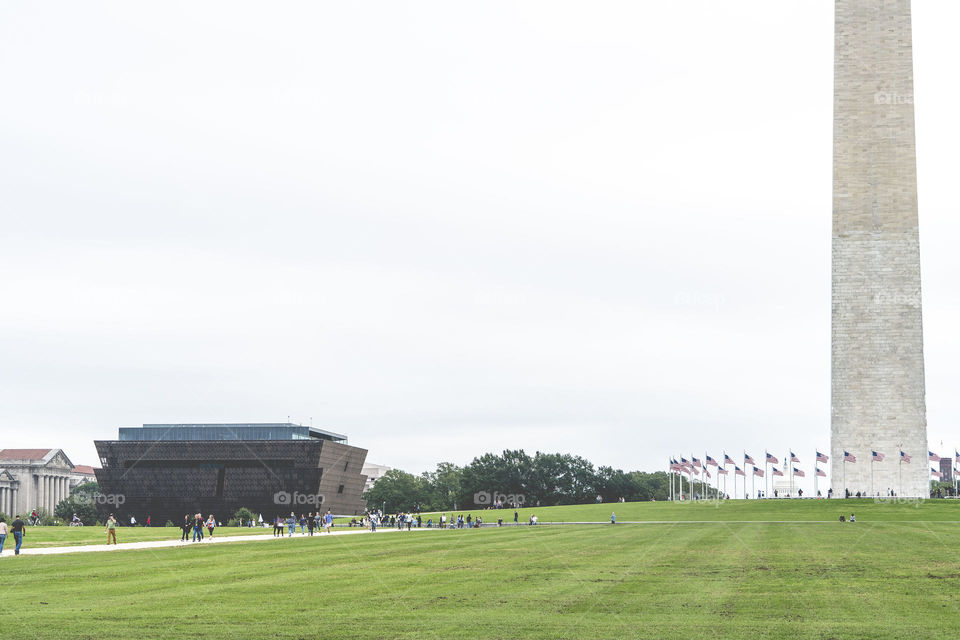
[0,526,435,558]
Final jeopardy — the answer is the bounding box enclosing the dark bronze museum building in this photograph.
[95,423,368,523]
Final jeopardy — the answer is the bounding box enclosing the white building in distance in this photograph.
[0,449,79,517]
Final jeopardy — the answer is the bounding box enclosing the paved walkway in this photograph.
[0,526,435,558]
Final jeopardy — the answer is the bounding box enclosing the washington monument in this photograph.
[830,0,927,497]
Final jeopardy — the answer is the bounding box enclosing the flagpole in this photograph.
[898,448,902,497]
[871,451,874,497]
[787,450,792,497]
[765,456,769,499]
[814,450,818,499]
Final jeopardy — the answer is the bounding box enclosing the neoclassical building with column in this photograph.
[0,449,77,516]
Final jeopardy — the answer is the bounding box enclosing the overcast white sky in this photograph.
[1,2,957,494]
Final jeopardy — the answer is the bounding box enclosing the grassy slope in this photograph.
[408,497,960,524]
[2,516,960,639]
[2,501,960,638]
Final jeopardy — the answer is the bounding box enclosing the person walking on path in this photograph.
[11,516,25,555]
[299,514,307,534]
[286,513,296,536]
[0,518,7,554]
[181,515,191,542]
[307,512,315,536]
[324,510,333,534]
[105,514,118,545]
[206,515,216,538]
[193,515,204,542]
[611,512,616,525]
[370,512,378,532]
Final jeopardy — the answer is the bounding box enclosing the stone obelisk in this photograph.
[831,0,927,497]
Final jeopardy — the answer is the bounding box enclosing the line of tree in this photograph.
[362,450,671,513]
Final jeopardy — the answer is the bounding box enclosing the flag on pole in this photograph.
[956,450,960,461]
[704,468,711,478]
[872,451,885,462]
[735,466,745,476]
[790,451,800,463]
[690,466,700,476]
[717,467,729,475]
[932,468,943,478]
[929,451,941,462]
[772,467,784,476]
[723,453,734,466]
[692,457,702,468]
[816,451,829,463]
[815,467,826,477]
[900,451,911,463]
[754,467,764,477]
[793,467,805,477]
[766,452,779,465]
[844,451,857,463]
[705,455,719,467]
[744,453,755,466]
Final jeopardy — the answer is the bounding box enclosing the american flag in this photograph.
[793,467,805,477]
[790,451,800,463]
[724,453,734,466]
[872,451,885,462]
[932,468,943,478]
[816,451,829,463]
[703,468,711,478]
[955,450,960,461]
[669,459,682,471]
[735,466,745,476]
[766,452,779,465]
[843,451,856,463]
[690,466,700,476]
[754,467,764,477]
[705,455,719,467]
[815,467,826,477]
[900,451,911,463]
[772,467,784,477]
[929,451,941,462]
[744,453,755,466]
[717,467,729,475]
[692,457,702,468]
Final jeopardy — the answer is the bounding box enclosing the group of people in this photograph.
[179,514,217,543]
[272,511,334,537]
[0,516,26,555]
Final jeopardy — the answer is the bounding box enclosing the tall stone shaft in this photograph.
[831,0,927,497]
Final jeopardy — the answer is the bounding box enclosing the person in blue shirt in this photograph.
[324,510,333,534]
[611,512,616,525]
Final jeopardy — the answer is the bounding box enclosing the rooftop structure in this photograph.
[118,423,347,444]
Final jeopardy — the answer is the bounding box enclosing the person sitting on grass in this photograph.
[839,514,845,522]
[850,513,855,523]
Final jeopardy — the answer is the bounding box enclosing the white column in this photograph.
[43,476,50,513]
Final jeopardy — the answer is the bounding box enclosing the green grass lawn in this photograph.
[2,500,960,639]
[407,496,960,524]
[6,524,273,548]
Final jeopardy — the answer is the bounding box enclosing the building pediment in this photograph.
[43,449,75,471]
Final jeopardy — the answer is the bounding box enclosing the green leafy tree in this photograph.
[54,482,100,525]
[362,469,430,512]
